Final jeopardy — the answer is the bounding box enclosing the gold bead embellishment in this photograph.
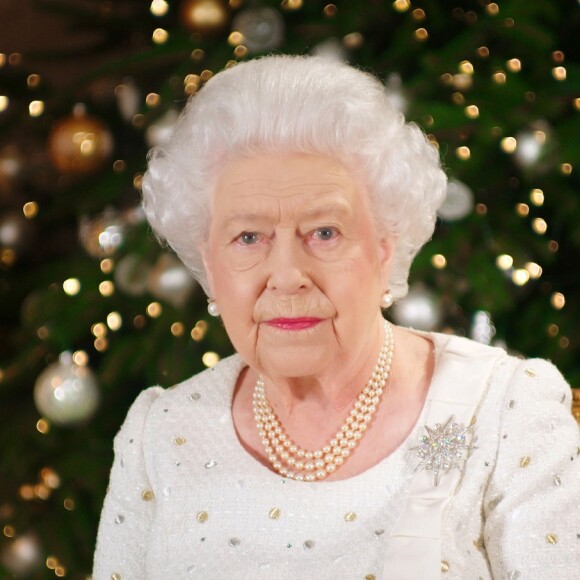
[269,507,281,520]
[441,560,450,572]
[174,436,186,446]
[524,368,536,377]
[141,489,154,501]
[196,511,209,523]
[111,574,122,580]
[546,533,558,544]
[253,321,394,481]
[520,456,531,468]
[365,575,376,580]
[344,511,357,522]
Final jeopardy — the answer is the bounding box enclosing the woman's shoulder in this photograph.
[118,353,246,431]
[429,331,572,409]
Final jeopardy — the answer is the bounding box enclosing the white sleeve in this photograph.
[483,358,580,579]
[93,386,163,580]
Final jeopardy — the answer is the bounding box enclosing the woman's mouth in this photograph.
[264,317,323,330]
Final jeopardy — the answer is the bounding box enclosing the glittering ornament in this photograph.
[385,73,408,115]
[147,253,196,308]
[0,211,34,256]
[180,0,230,35]
[232,7,284,53]
[411,416,474,486]
[33,352,100,426]
[513,120,554,172]
[392,284,442,331]
[116,78,141,122]
[438,178,474,221]
[470,310,496,345]
[146,109,179,147]
[48,106,113,174]
[0,145,24,197]
[0,533,42,575]
[310,37,347,61]
[114,253,151,296]
[79,207,125,258]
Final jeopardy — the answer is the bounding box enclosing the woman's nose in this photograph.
[265,233,312,294]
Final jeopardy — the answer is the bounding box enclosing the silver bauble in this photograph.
[0,211,34,255]
[145,109,179,147]
[392,285,442,331]
[0,533,42,576]
[438,178,474,221]
[470,310,496,345]
[33,353,99,426]
[79,207,125,258]
[232,7,284,54]
[114,253,151,297]
[147,253,196,308]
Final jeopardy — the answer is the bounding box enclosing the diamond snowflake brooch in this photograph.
[411,415,475,486]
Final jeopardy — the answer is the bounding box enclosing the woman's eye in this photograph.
[237,232,261,245]
[313,227,338,241]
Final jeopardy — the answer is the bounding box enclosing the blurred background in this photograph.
[0,0,579,577]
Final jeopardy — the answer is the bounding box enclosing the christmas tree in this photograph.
[1,0,578,576]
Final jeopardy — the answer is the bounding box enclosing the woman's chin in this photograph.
[256,344,333,380]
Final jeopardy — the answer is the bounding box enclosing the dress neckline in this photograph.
[223,328,451,489]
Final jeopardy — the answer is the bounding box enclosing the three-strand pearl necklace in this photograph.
[253,320,394,481]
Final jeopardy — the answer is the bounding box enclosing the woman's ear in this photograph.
[378,235,395,290]
[201,244,215,297]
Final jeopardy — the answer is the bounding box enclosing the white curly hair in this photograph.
[141,54,447,300]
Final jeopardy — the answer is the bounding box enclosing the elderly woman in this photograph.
[94,55,579,579]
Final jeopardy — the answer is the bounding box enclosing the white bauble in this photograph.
[438,178,474,221]
[147,253,196,308]
[79,207,125,258]
[232,7,284,54]
[392,285,442,331]
[0,533,42,576]
[114,253,151,297]
[470,310,496,345]
[0,211,34,255]
[33,353,99,426]
[514,121,552,170]
[116,78,141,121]
[145,109,179,147]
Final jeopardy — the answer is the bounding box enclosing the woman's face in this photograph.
[203,153,394,381]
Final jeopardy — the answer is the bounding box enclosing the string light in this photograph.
[392,0,411,12]
[150,0,169,16]
[36,419,50,434]
[171,322,185,336]
[91,323,107,338]
[525,262,542,278]
[147,302,163,318]
[532,217,547,234]
[0,96,8,112]
[152,28,169,44]
[492,71,507,84]
[552,66,566,81]
[486,3,499,15]
[506,58,521,72]
[515,203,529,216]
[477,46,490,58]
[547,324,559,337]
[62,278,81,296]
[431,254,447,269]
[512,269,530,286]
[560,163,573,175]
[465,105,479,118]
[343,32,364,48]
[496,254,513,270]
[414,28,429,41]
[145,93,161,107]
[500,136,517,153]
[323,4,338,17]
[228,31,244,45]
[530,188,544,206]
[456,146,471,160]
[459,60,474,74]
[63,498,75,511]
[106,312,123,331]
[23,201,39,218]
[72,350,88,366]
[202,351,220,367]
[551,292,565,309]
[100,258,114,274]
[99,281,115,296]
[412,8,426,20]
[29,100,44,117]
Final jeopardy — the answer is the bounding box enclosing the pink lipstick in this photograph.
[265,317,323,330]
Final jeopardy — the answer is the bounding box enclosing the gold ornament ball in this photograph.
[180,0,230,35]
[48,113,113,174]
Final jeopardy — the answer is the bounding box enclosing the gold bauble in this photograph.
[48,109,113,174]
[179,0,229,35]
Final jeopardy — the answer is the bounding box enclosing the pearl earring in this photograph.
[207,299,220,317]
[380,290,394,309]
